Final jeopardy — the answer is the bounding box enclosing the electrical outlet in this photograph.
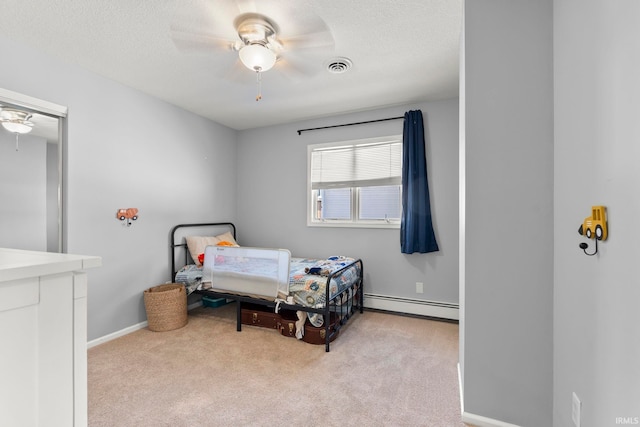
[572,392,581,427]
[416,282,424,293]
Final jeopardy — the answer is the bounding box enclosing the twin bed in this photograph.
[170,222,363,351]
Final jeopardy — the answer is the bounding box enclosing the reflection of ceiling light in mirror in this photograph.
[2,122,34,134]
[1,109,34,134]
[1,108,35,151]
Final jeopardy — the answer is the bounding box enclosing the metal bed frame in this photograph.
[170,222,364,352]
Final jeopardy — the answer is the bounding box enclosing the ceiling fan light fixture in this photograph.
[2,122,34,134]
[0,109,34,134]
[239,44,277,72]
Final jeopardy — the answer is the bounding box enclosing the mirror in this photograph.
[0,90,66,253]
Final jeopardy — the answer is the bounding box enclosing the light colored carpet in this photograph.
[88,303,465,427]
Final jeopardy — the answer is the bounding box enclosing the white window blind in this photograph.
[310,138,402,190]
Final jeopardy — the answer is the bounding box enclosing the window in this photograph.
[307,135,402,228]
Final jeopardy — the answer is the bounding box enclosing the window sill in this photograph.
[307,221,400,229]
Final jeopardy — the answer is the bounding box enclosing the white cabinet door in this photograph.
[0,277,40,426]
[0,272,89,427]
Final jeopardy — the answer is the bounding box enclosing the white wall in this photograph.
[554,1,640,425]
[0,34,238,340]
[463,1,554,425]
[236,99,459,308]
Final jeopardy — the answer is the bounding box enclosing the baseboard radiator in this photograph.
[364,293,459,321]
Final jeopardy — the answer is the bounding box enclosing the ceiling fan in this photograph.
[170,1,335,101]
[0,108,34,151]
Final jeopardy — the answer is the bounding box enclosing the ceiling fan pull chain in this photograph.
[15,133,20,151]
[255,70,263,101]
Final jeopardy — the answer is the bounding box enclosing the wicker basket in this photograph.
[144,283,188,332]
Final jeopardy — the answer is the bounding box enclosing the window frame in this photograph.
[307,135,403,229]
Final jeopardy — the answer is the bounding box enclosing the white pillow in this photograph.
[185,236,220,266]
[215,231,239,247]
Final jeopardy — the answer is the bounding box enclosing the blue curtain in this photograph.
[401,110,439,254]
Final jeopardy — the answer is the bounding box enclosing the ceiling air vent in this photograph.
[325,57,353,74]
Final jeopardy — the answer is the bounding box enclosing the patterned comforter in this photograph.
[288,256,360,307]
[175,255,361,326]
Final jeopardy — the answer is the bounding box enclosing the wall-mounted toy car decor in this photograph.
[578,205,607,256]
[116,208,139,226]
[578,205,607,240]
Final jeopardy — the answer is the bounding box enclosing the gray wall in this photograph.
[0,132,47,251]
[463,1,554,425]
[0,34,238,340]
[46,141,60,252]
[235,99,459,306]
[554,0,640,425]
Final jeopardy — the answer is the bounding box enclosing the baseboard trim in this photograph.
[462,412,522,427]
[364,293,459,320]
[459,365,522,427]
[87,301,204,348]
[87,321,148,348]
[460,367,521,427]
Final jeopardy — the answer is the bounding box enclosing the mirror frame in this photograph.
[0,88,67,253]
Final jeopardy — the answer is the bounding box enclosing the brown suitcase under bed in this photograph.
[240,303,340,345]
[279,311,340,345]
[240,303,282,330]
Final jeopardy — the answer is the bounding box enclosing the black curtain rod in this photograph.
[297,116,404,135]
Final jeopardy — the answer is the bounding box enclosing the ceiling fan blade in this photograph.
[170,26,236,52]
[277,10,334,51]
[233,0,259,15]
[280,29,334,52]
[276,30,335,78]
[274,54,325,81]
[170,0,244,53]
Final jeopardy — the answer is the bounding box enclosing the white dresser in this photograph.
[0,248,101,427]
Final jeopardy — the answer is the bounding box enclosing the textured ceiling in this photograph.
[0,0,461,130]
